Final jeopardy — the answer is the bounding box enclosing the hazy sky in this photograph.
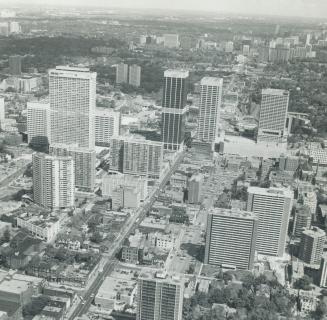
[2,0,327,18]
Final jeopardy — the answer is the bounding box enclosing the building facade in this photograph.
[49,143,96,192]
[116,63,129,84]
[49,66,96,149]
[257,89,289,143]
[299,227,325,266]
[161,70,189,150]
[204,208,258,270]
[9,55,22,75]
[27,101,51,146]
[137,271,184,320]
[129,64,141,87]
[95,108,121,146]
[32,153,75,210]
[247,187,293,257]
[197,77,223,143]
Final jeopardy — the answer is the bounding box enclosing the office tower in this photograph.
[27,101,51,147]
[204,208,258,270]
[163,34,179,48]
[293,205,312,238]
[116,63,129,84]
[161,70,189,151]
[299,227,325,265]
[110,136,163,179]
[301,191,317,215]
[319,253,327,287]
[49,66,96,149]
[243,45,250,56]
[257,89,289,143]
[9,55,22,75]
[49,143,95,191]
[32,153,75,209]
[188,173,203,204]
[269,45,290,63]
[197,77,223,143]
[0,97,5,129]
[247,187,293,257]
[95,108,121,146]
[137,271,184,320]
[129,64,141,87]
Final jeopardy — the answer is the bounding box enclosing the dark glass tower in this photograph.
[161,70,189,151]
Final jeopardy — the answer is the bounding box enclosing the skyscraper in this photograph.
[33,153,75,210]
[257,89,289,143]
[49,66,96,149]
[247,187,293,257]
[161,70,189,151]
[49,143,96,192]
[137,271,184,320]
[197,77,223,143]
[95,108,121,146]
[299,227,325,266]
[129,64,141,87]
[9,55,22,75]
[204,207,258,270]
[110,136,163,179]
[116,63,129,84]
[188,173,203,204]
[27,101,51,147]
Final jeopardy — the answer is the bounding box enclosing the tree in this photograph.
[294,275,312,291]
[23,296,51,317]
[90,231,102,244]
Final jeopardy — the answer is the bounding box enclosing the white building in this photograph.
[247,187,293,257]
[163,34,179,48]
[149,232,176,250]
[27,101,51,146]
[204,207,258,270]
[116,63,129,84]
[129,64,141,87]
[95,108,121,146]
[33,153,75,210]
[49,143,96,192]
[49,66,96,149]
[197,77,223,143]
[257,89,289,144]
[9,21,20,34]
[17,216,60,242]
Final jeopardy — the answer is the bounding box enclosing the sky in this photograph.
[2,0,327,18]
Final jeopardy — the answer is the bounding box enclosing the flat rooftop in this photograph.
[209,207,258,221]
[201,77,223,86]
[302,227,325,238]
[0,279,30,294]
[164,69,189,78]
[248,186,294,199]
[139,270,184,285]
[262,88,289,96]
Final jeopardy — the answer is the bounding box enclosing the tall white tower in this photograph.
[33,153,75,210]
[197,77,223,143]
[49,66,96,149]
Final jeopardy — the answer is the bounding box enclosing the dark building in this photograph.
[161,70,189,151]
